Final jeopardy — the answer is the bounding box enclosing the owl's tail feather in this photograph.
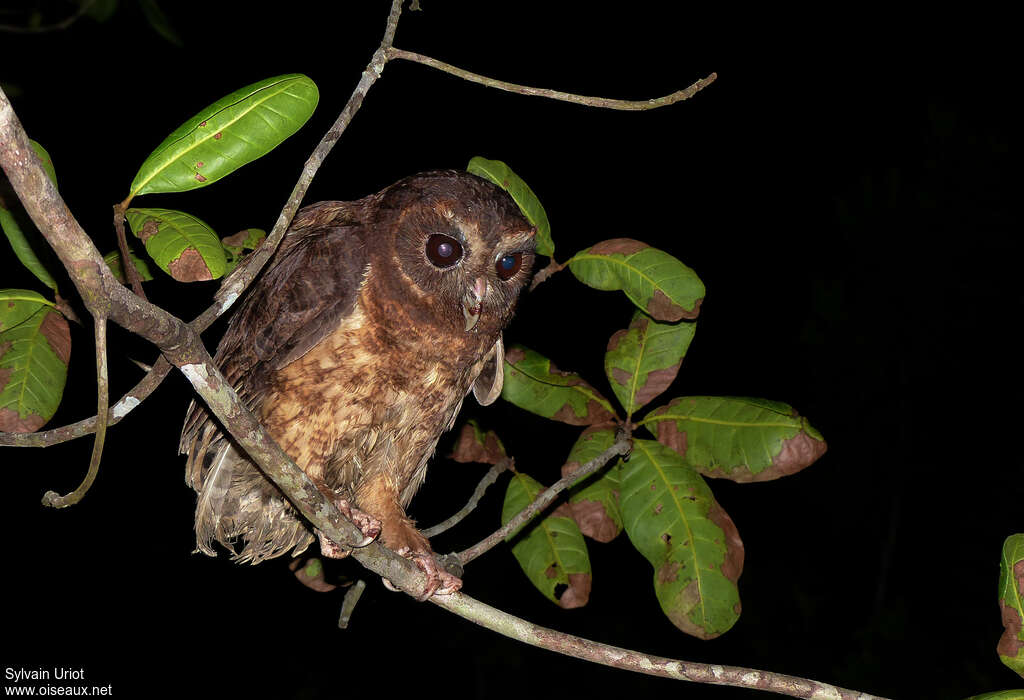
[192,435,314,564]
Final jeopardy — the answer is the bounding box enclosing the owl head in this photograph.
[373,170,537,341]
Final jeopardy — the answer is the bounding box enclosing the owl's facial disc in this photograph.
[463,276,487,332]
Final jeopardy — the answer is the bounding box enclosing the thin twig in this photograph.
[112,203,146,299]
[338,579,368,629]
[40,315,108,507]
[457,432,632,565]
[528,258,565,292]
[421,457,513,539]
[387,48,717,111]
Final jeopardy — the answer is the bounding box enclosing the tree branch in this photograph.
[387,48,717,111]
[431,593,890,699]
[458,431,632,565]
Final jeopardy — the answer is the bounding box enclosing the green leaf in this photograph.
[502,471,591,608]
[1,203,58,292]
[221,228,267,274]
[102,250,155,284]
[125,208,226,282]
[0,289,54,332]
[129,74,319,197]
[564,426,623,542]
[467,157,553,257]
[0,304,70,433]
[29,140,57,187]
[568,239,704,321]
[85,0,119,23]
[139,0,182,46]
[502,344,617,425]
[620,438,743,639]
[999,534,1024,678]
[964,692,1024,700]
[605,310,696,418]
[641,396,827,482]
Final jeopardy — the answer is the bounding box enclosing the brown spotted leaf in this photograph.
[502,471,592,608]
[999,534,1024,678]
[642,396,827,482]
[563,425,623,542]
[568,239,704,321]
[125,208,226,281]
[605,310,696,418]
[620,438,744,639]
[0,303,69,432]
[449,419,507,465]
[502,344,617,425]
[129,74,318,197]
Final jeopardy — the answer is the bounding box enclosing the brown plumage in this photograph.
[179,170,535,593]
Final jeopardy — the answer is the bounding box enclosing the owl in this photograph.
[179,170,536,596]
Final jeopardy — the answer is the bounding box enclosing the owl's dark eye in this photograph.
[425,234,463,268]
[495,252,523,281]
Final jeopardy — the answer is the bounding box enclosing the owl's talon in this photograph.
[392,546,463,600]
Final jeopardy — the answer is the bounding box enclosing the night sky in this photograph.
[2,3,1019,699]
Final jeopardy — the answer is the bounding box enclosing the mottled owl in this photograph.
[180,170,536,595]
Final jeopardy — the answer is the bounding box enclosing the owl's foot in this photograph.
[316,498,382,559]
[382,547,463,600]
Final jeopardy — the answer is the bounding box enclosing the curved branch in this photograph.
[432,593,889,699]
[387,48,717,111]
[41,314,108,507]
[421,457,512,539]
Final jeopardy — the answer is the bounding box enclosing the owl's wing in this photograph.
[180,200,370,460]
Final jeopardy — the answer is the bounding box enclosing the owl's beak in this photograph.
[463,276,487,332]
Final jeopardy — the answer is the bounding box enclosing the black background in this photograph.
[1,2,1019,699]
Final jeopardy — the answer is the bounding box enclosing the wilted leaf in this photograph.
[568,239,704,321]
[605,310,696,418]
[125,208,225,282]
[129,74,319,197]
[0,304,70,432]
[467,157,553,257]
[502,471,591,608]
[449,419,507,465]
[642,396,827,482]
[221,228,267,274]
[502,344,617,425]
[563,425,623,542]
[620,438,743,639]
[0,202,58,292]
[999,534,1024,678]
[103,250,155,284]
